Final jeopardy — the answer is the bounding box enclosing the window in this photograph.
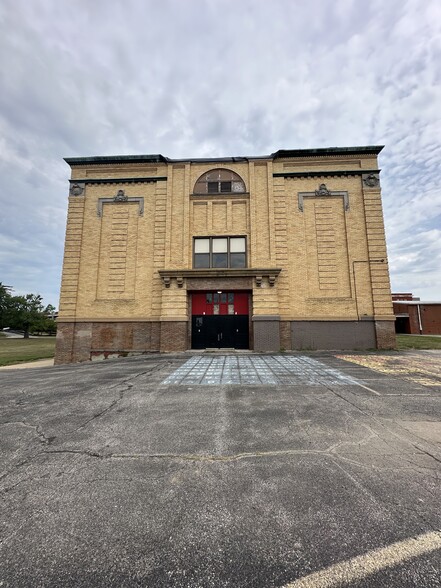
[194,237,246,268]
[194,169,246,194]
[208,180,232,193]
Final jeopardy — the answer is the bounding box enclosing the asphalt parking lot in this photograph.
[1,351,440,587]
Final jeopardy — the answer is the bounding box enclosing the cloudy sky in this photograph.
[0,0,440,306]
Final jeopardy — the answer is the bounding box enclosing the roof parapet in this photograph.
[64,146,385,167]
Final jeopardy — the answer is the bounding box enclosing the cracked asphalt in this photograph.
[1,351,441,587]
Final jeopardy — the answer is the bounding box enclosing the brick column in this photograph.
[362,174,396,349]
[55,185,86,364]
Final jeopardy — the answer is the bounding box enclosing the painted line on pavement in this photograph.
[283,530,441,588]
[354,381,381,395]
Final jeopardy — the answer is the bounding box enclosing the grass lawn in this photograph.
[396,334,441,350]
[0,337,56,366]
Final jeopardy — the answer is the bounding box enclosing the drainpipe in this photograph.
[416,304,423,334]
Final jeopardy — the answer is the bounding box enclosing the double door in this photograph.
[191,291,249,349]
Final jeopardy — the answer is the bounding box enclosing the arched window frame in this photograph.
[193,169,246,195]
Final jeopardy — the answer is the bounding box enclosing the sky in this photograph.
[0,0,440,307]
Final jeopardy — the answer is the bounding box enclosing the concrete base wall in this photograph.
[253,316,281,352]
[279,321,292,351]
[55,318,396,364]
[291,320,377,350]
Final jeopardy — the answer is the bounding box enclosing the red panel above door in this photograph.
[191,291,249,316]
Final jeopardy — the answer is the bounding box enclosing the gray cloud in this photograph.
[0,0,440,304]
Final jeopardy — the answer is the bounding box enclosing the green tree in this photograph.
[0,284,57,337]
[0,283,13,330]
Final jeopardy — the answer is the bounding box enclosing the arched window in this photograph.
[193,169,246,195]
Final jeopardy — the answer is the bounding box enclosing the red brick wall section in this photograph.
[394,304,441,335]
[92,323,134,351]
[91,322,161,352]
[54,323,92,365]
[408,307,421,334]
[421,305,441,334]
[54,323,75,364]
[375,321,396,349]
[160,321,188,352]
[55,323,92,364]
[71,323,93,363]
[55,321,162,364]
[392,293,414,301]
[132,322,161,350]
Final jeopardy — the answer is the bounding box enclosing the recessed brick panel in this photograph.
[291,321,376,350]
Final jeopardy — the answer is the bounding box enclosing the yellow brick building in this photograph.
[55,146,395,363]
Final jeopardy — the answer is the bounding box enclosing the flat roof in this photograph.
[394,301,441,305]
[64,145,384,166]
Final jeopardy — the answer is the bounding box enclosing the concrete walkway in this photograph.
[0,358,54,370]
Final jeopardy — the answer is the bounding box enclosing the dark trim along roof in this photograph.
[272,146,384,158]
[273,169,380,179]
[64,154,168,165]
[64,146,384,166]
[68,177,167,185]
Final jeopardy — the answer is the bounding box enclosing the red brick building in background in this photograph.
[393,293,441,335]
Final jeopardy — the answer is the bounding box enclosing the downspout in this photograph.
[416,304,423,334]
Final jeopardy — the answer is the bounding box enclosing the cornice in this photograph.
[64,146,384,167]
[272,146,384,158]
[69,177,167,185]
[65,154,167,166]
[273,169,381,179]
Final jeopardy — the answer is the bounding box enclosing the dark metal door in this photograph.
[191,291,250,349]
[191,315,249,349]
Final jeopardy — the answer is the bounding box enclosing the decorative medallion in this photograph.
[114,189,128,202]
[363,174,380,188]
[232,181,245,192]
[70,183,84,196]
[315,183,332,196]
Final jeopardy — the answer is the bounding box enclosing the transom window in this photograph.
[194,169,246,195]
[194,237,246,268]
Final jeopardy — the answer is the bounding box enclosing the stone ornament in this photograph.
[255,275,277,287]
[114,189,128,202]
[363,173,380,188]
[69,183,85,196]
[298,184,349,212]
[315,184,332,196]
[97,192,144,216]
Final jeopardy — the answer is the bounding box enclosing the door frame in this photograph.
[189,290,252,350]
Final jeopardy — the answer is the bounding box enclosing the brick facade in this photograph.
[393,300,441,335]
[55,147,396,363]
